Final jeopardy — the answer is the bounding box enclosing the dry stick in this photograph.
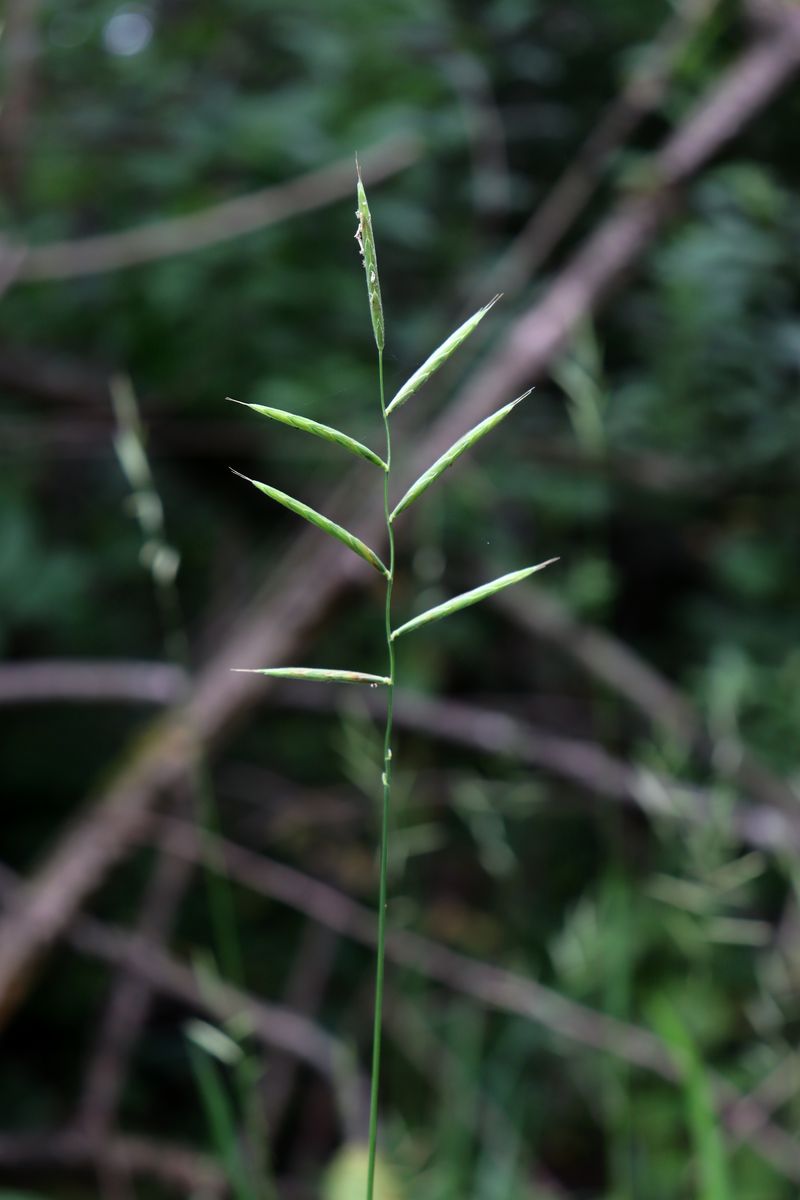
[0,831,796,1185]
[1,19,799,1027]
[0,659,795,852]
[74,837,195,1138]
[727,1053,800,1145]
[0,1130,226,1197]
[272,683,800,855]
[0,659,187,706]
[0,861,358,1131]
[0,406,725,489]
[147,819,800,1183]
[0,243,26,300]
[12,136,419,281]
[261,923,341,1137]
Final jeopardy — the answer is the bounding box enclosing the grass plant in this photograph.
[112,380,272,1199]
[231,168,556,1199]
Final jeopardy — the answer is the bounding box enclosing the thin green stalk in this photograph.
[112,377,244,988]
[233,171,555,1196]
[367,350,395,1200]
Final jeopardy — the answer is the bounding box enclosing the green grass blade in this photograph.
[187,1041,256,1200]
[231,667,391,685]
[231,469,389,578]
[385,295,500,416]
[229,399,386,470]
[391,560,558,640]
[390,391,530,521]
[356,163,384,352]
[651,999,731,1200]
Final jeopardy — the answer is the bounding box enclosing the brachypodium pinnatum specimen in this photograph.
[231,170,556,1199]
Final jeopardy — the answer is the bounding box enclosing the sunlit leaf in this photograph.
[231,667,391,685]
[391,560,558,640]
[231,469,388,577]
[229,398,386,469]
[386,295,500,416]
[324,1143,404,1200]
[390,391,530,520]
[185,1019,243,1065]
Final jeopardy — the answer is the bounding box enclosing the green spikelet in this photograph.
[355,163,385,352]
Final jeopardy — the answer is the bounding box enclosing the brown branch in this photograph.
[148,818,800,1183]
[0,659,186,706]
[1,20,799,1027]
[727,1053,800,1144]
[74,837,194,1139]
[0,1129,225,1196]
[272,683,800,854]
[2,657,795,849]
[262,923,341,1135]
[11,136,419,281]
[0,861,358,1130]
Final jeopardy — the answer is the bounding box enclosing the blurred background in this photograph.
[2,1,800,1197]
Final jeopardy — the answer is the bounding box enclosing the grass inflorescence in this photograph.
[231,166,556,1199]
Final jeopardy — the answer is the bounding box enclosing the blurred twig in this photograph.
[0,1129,226,1197]
[727,1053,800,1144]
[2,659,797,851]
[145,817,800,1182]
[261,923,341,1137]
[9,136,419,281]
[0,658,186,705]
[0,861,358,1133]
[1,16,799,1030]
[274,683,800,855]
[74,833,194,1140]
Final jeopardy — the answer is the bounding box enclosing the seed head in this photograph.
[355,162,385,352]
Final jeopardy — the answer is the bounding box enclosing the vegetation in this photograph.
[2,2,800,1198]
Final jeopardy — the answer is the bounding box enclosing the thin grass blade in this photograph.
[187,1040,255,1200]
[651,999,731,1200]
[231,469,388,578]
[390,392,530,521]
[386,296,500,416]
[232,667,391,685]
[229,399,386,470]
[391,560,558,640]
[355,163,384,352]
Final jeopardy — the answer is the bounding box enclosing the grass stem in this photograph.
[366,349,395,1200]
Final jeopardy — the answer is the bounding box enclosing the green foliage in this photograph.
[5,2,800,1198]
[651,1000,731,1200]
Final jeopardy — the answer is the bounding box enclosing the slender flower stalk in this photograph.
[231,167,556,1198]
[365,348,395,1200]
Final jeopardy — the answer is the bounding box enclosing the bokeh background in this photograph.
[2,1,800,1197]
